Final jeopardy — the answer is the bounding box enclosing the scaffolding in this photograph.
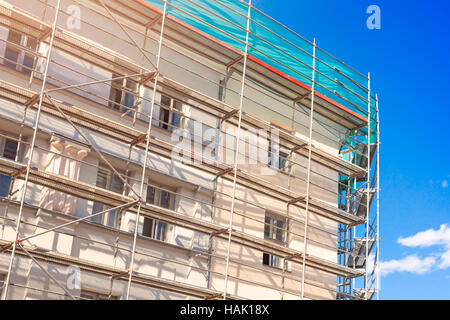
[0,0,380,300]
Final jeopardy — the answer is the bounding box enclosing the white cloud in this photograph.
[398,224,450,248]
[442,180,449,188]
[381,224,450,277]
[438,250,450,270]
[380,255,436,276]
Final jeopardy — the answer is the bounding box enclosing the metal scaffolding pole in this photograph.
[223,0,252,300]
[18,201,139,244]
[98,0,157,71]
[376,94,380,300]
[365,72,371,299]
[43,93,140,199]
[0,0,164,301]
[125,0,167,300]
[1,0,61,300]
[17,242,77,300]
[0,0,378,300]
[3,0,367,167]
[282,101,298,300]
[0,198,352,298]
[352,174,357,296]
[44,72,153,94]
[300,38,316,300]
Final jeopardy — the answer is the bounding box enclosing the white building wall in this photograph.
[0,0,354,300]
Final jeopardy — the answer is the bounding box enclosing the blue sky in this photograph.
[253,0,450,299]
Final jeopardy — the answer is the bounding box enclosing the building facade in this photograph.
[0,0,379,300]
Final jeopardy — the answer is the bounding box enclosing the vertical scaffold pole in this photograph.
[125,0,167,300]
[223,0,252,300]
[352,175,356,296]
[376,94,380,300]
[1,0,62,301]
[300,38,316,300]
[365,72,371,299]
[283,101,297,300]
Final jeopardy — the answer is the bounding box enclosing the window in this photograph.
[80,289,119,300]
[142,185,173,241]
[0,175,11,198]
[0,138,18,198]
[268,144,289,174]
[263,212,287,269]
[146,185,174,210]
[262,253,283,269]
[108,75,137,116]
[279,151,289,173]
[4,31,21,70]
[2,139,18,160]
[142,218,168,242]
[264,212,287,243]
[3,30,38,75]
[0,274,5,298]
[157,95,183,131]
[91,167,125,228]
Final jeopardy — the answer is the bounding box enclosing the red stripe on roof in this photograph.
[134,0,368,123]
[248,55,368,123]
[314,92,368,123]
[247,55,312,91]
[134,0,162,14]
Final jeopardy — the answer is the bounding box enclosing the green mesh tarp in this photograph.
[144,0,377,166]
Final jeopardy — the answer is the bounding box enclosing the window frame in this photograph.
[145,184,175,210]
[157,94,184,131]
[142,217,168,242]
[0,137,18,198]
[91,167,125,228]
[268,143,290,174]
[2,138,19,161]
[142,183,173,241]
[262,252,283,269]
[4,29,38,75]
[262,211,289,270]
[264,211,287,244]
[108,75,138,116]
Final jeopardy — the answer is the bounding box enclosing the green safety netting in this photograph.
[144,0,378,167]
